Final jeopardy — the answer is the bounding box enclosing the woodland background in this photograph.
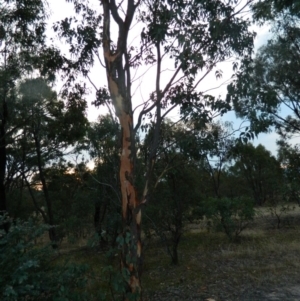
[1,0,300,300]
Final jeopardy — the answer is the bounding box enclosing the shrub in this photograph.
[0,215,92,301]
[203,197,255,241]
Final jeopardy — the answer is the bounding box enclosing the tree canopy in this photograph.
[227,0,300,137]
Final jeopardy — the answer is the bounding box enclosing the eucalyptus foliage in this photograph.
[227,2,300,137]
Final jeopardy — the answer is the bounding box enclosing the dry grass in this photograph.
[54,205,300,300]
[141,206,300,300]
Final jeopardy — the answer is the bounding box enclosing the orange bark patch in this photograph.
[119,111,138,220]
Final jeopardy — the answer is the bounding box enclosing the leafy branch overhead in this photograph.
[55,0,255,125]
[227,1,300,137]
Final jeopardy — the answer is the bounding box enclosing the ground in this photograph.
[141,208,300,301]
[59,205,300,301]
[145,285,300,301]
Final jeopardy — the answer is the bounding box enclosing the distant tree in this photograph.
[229,143,282,206]
[44,161,94,241]
[0,0,49,229]
[143,121,201,264]
[277,140,300,205]
[196,121,236,198]
[9,78,88,245]
[88,115,122,245]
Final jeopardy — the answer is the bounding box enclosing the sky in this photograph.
[47,1,284,158]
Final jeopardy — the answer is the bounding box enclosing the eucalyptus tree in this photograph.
[11,77,88,244]
[0,0,49,218]
[229,143,282,206]
[277,140,300,205]
[195,121,236,198]
[56,0,255,297]
[45,161,94,240]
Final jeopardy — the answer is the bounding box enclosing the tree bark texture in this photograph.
[101,0,142,298]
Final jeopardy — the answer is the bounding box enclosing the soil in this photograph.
[145,283,300,301]
[142,211,300,301]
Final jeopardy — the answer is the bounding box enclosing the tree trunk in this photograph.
[33,132,58,247]
[94,200,108,246]
[119,111,142,298]
[172,174,181,265]
[24,175,48,222]
[94,202,101,234]
[105,62,142,298]
[103,54,142,300]
[0,131,6,213]
[101,1,142,298]
[172,236,179,265]
[0,100,9,232]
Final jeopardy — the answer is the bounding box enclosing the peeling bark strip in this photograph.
[101,0,142,298]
